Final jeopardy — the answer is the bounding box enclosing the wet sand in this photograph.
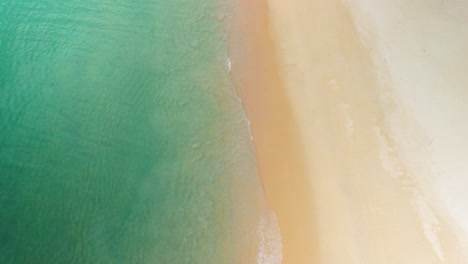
[229,1,315,263]
[234,0,468,263]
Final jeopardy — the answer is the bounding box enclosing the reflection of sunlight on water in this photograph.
[257,211,283,264]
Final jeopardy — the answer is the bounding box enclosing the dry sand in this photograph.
[234,0,468,263]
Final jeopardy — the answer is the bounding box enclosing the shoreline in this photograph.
[232,0,468,263]
[228,0,316,263]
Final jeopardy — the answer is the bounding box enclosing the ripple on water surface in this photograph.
[0,0,277,263]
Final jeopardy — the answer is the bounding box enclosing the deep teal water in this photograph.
[0,1,267,263]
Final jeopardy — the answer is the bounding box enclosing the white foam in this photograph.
[256,211,283,264]
[227,57,232,72]
[246,119,254,141]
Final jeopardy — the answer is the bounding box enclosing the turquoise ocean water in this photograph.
[0,0,280,263]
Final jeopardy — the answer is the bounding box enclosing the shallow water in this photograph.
[0,1,275,263]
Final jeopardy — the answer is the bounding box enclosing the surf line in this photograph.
[227,54,254,142]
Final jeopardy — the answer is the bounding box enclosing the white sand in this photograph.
[347,1,468,254]
[264,0,468,262]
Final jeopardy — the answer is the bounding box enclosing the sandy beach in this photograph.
[229,1,316,263]
[234,0,468,263]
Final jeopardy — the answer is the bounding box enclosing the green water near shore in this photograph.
[0,1,265,263]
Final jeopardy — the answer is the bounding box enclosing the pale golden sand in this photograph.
[229,1,315,263]
[235,0,468,263]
